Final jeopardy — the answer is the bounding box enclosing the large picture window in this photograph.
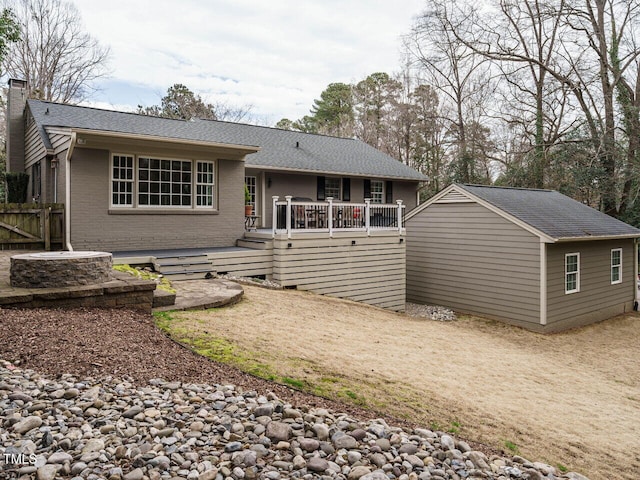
[611,248,622,285]
[110,154,215,209]
[565,253,580,294]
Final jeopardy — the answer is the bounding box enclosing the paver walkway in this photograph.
[0,250,243,311]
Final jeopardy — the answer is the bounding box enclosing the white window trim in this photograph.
[110,153,134,207]
[325,177,341,200]
[565,252,580,294]
[195,160,216,208]
[370,180,385,204]
[109,154,217,210]
[611,248,622,285]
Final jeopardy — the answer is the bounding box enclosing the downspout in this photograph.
[64,132,77,252]
[540,241,547,326]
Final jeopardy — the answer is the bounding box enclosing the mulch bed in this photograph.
[0,307,394,424]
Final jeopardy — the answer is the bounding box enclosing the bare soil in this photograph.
[165,285,640,480]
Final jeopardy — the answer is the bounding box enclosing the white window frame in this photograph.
[370,180,384,204]
[245,176,257,210]
[325,177,341,200]
[109,154,217,210]
[196,161,216,208]
[611,248,622,285]
[137,156,192,208]
[110,154,134,207]
[565,252,580,294]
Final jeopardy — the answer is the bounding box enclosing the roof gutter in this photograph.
[245,164,427,181]
[553,233,640,243]
[64,132,77,252]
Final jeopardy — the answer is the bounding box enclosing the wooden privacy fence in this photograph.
[0,204,64,250]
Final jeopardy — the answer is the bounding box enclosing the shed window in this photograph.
[565,253,580,294]
[611,248,622,285]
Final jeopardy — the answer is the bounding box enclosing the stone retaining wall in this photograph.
[10,252,113,288]
[0,272,156,312]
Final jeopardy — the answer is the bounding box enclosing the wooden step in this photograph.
[237,238,273,250]
[152,254,216,281]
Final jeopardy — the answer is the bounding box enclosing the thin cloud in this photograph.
[73,0,424,123]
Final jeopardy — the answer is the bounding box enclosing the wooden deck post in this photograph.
[285,196,292,239]
[364,199,371,236]
[327,197,333,238]
[396,200,404,233]
[272,196,279,237]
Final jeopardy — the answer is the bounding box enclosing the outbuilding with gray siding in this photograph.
[405,184,640,332]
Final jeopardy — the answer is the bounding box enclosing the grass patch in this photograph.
[557,464,568,473]
[282,377,306,389]
[114,264,176,293]
[448,420,461,434]
[504,440,519,454]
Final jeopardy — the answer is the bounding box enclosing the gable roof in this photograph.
[408,183,640,242]
[27,100,427,181]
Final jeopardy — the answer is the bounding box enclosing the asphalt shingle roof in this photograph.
[459,184,640,240]
[27,100,427,181]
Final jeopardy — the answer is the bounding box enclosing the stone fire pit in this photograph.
[10,251,113,288]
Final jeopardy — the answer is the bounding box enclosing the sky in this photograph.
[72,0,426,126]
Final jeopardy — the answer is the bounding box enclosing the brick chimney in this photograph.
[6,78,27,173]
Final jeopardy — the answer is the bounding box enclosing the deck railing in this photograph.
[272,196,405,238]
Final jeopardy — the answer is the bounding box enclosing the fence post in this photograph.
[44,207,51,250]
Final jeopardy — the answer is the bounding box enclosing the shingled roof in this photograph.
[27,100,427,181]
[458,184,640,241]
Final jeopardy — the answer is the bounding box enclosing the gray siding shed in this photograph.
[406,184,640,332]
[406,194,541,328]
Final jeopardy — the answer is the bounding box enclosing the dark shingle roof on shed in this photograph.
[459,184,640,240]
[27,100,427,181]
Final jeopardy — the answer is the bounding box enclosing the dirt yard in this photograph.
[165,285,640,480]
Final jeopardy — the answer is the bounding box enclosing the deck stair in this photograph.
[236,237,273,250]
[152,253,216,281]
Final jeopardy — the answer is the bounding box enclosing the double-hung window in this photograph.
[325,177,341,199]
[565,253,580,294]
[611,248,622,285]
[111,154,215,209]
[112,154,134,206]
[370,180,384,204]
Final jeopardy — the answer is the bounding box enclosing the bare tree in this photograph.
[406,0,493,184]
[3,0,110,104]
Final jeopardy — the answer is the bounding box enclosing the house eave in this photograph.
[68,128,261,158]
[245,163,427,182]
[553,233,640,243]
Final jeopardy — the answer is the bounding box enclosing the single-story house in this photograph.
[6,78,427,252]
[405,183,640,332]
